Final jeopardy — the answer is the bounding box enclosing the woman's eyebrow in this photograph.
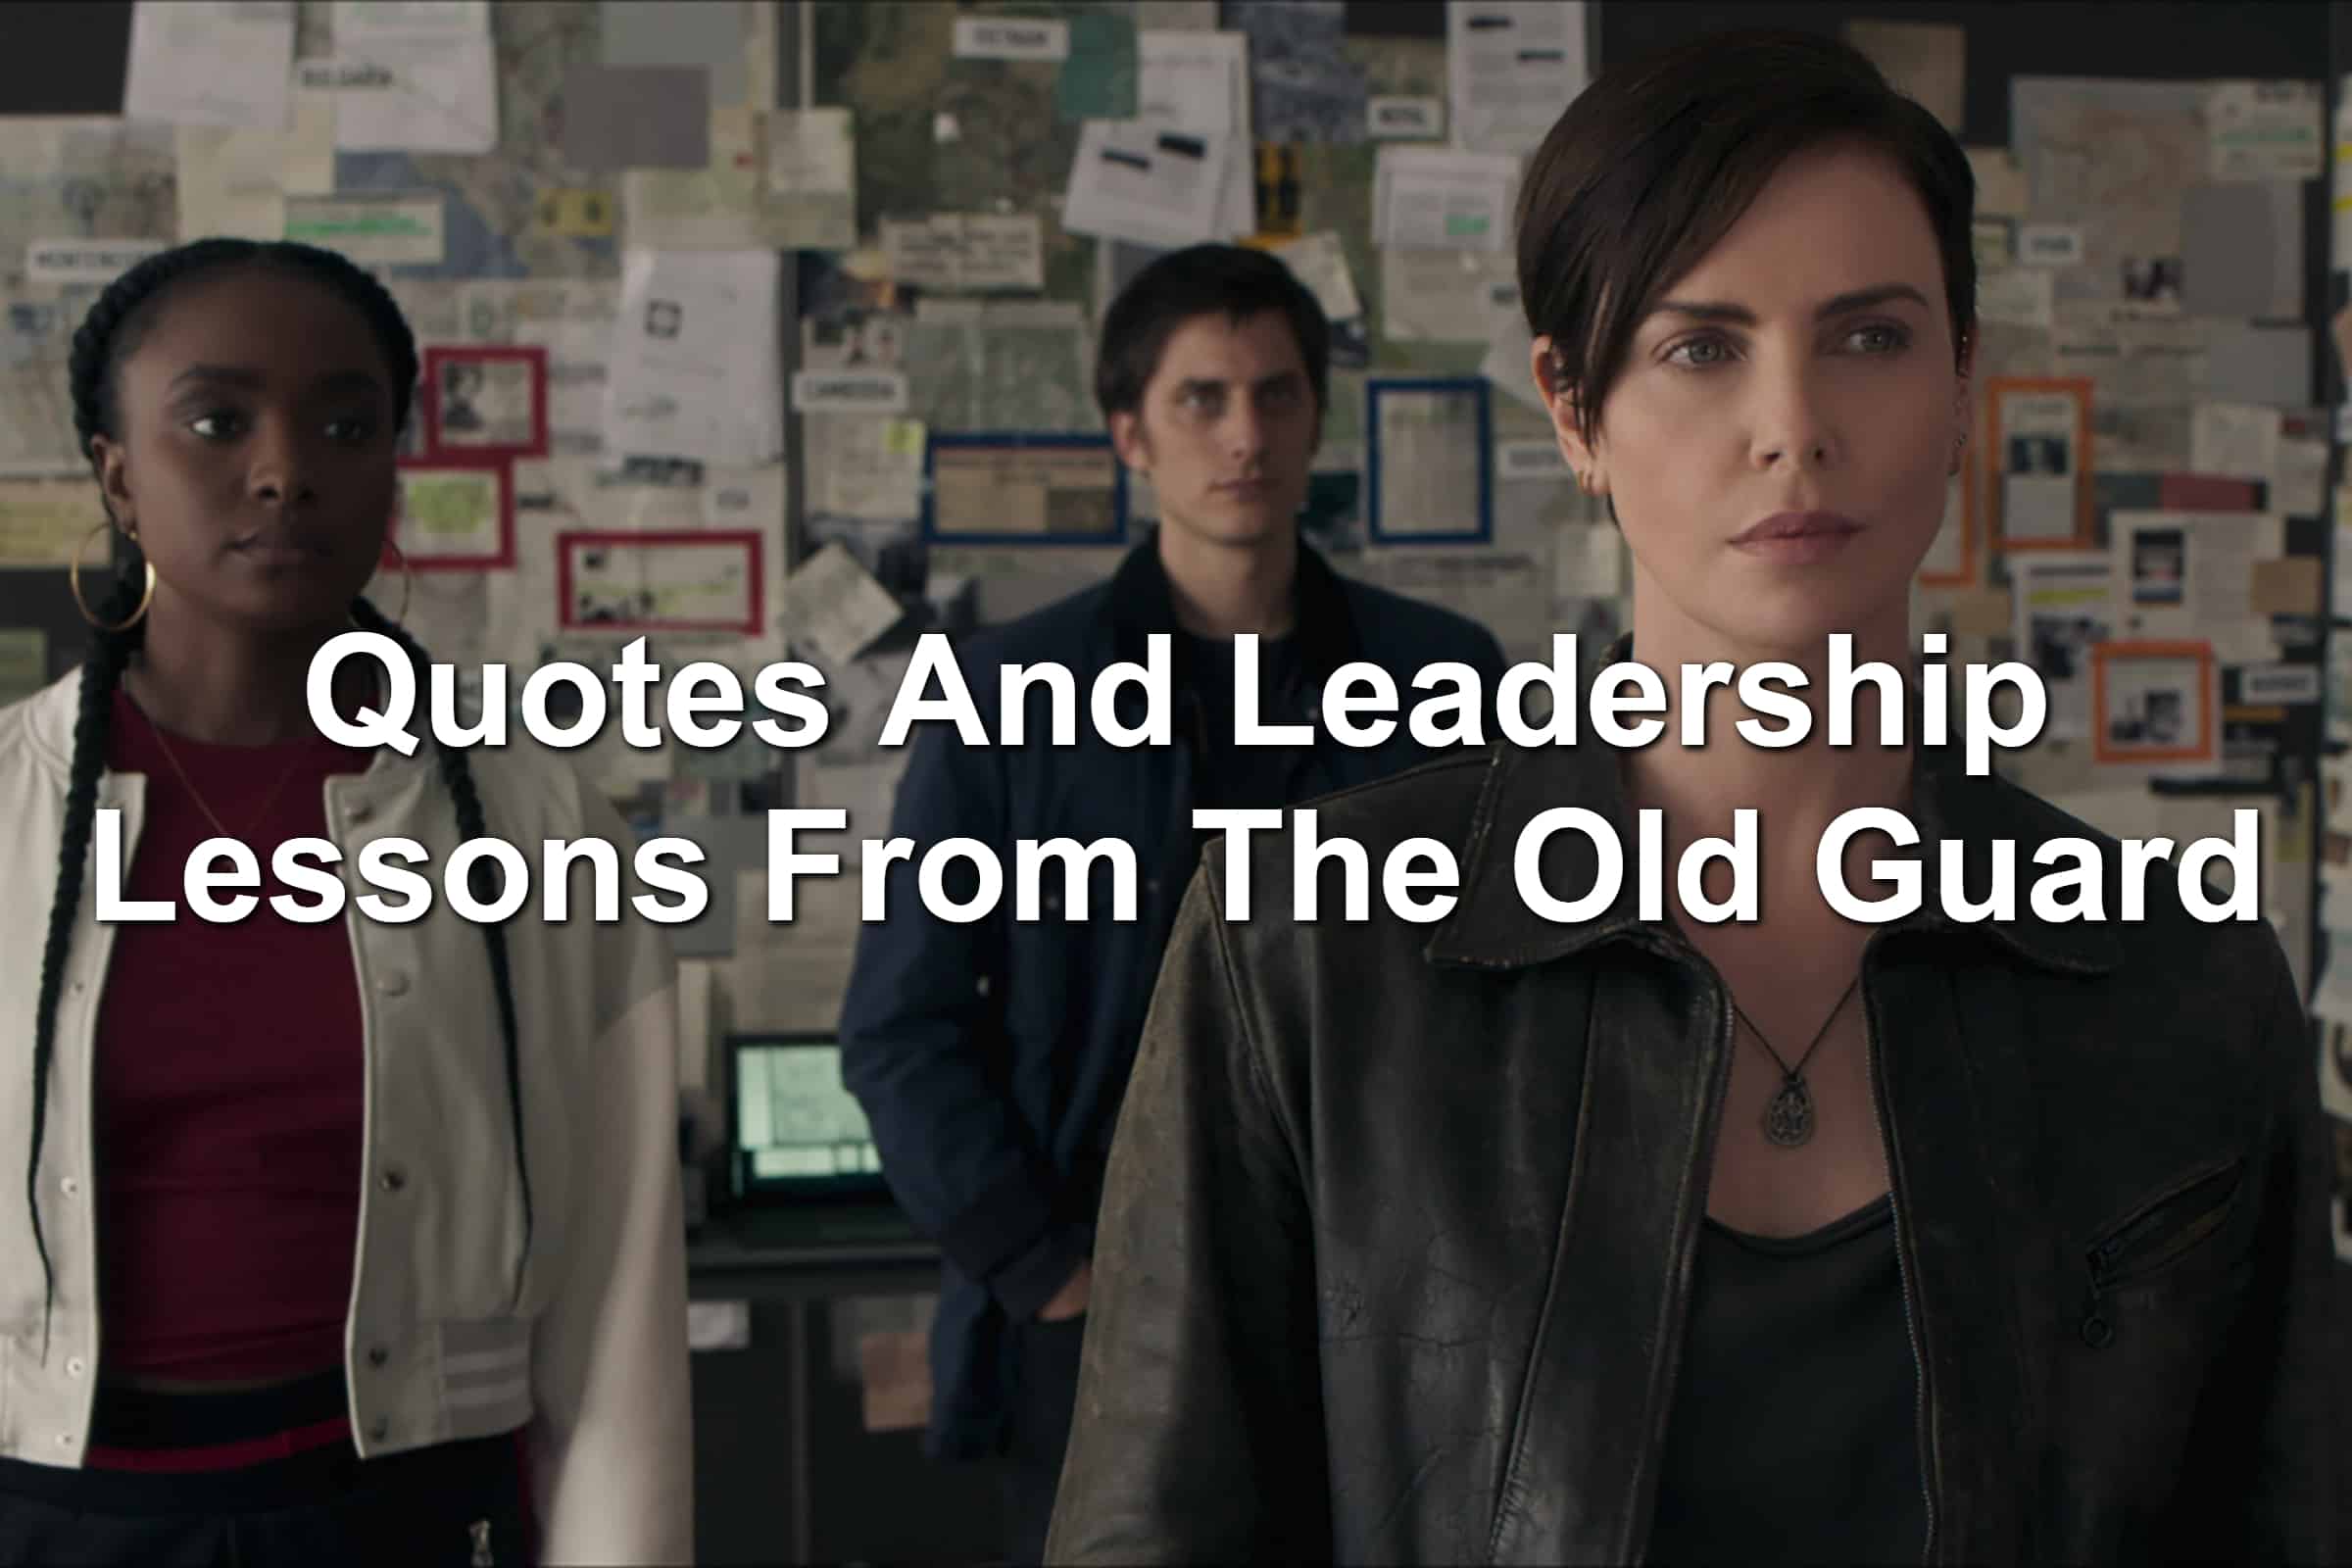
[165,365,386,394]
[1645,282,1933,326]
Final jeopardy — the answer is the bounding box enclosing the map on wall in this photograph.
[813,1,1147,305]
[318,0,620,280]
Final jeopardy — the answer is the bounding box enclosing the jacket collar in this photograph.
[1424,634,2122,976]
[22,666,82,774]
[1104,526,1364,684]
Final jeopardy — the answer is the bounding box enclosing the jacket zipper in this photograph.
[2077,1156,2243,1348]
[1860,948,1936,1564]
[1625,949,1736,1564]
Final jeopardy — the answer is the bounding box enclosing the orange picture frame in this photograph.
[2089,638,2216,765]
[1985,375,2094,554]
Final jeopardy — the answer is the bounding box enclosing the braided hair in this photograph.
[30,239,531,1349]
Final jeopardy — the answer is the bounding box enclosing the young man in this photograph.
[837,243,1506,1564]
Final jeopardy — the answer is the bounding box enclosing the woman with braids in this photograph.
[0,239,691,1564]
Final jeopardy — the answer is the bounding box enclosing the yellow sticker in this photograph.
[882,418,927,459]
[536,187,615,238]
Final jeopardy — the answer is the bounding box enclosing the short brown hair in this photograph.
[1096,242,1330,426]
[1517,28,1977,447]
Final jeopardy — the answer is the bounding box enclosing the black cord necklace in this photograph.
[1729,978,1859,1149]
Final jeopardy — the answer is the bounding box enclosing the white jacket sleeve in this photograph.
[526,914,695,1565]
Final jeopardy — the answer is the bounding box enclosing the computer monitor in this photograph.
[726,1032,890,1202]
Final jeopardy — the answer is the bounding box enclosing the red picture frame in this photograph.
[389,456,514,570]
[420,344,549,463]
[555,529,765,636]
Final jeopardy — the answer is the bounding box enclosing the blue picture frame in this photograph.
[920,431,1130,547]
[1364,376,1493,546]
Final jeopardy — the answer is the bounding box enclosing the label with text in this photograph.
[952,16,1068,60]
[1367,96,1444,138]
[791,370,911,415]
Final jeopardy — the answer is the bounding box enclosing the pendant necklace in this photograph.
[1729,978,1859,1149]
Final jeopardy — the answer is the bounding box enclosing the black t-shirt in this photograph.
[1643,1193,1929,1565]
[1177,628,1319,852]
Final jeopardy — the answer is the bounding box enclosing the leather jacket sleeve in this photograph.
[2166,942,2348,1564]
[1044,862,1334,1563]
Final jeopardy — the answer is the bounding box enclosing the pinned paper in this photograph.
[605,248,784,466]
[791,371,909,416]
[784,542,904,667]
[1976,268,2052,329]
[175,88,337,241]
[954,15,1068,61]
[1367,96,1443,139]
[1382,249,1517,342]
[1946,586,2015,638]
[25,242,170,287]
[1446,1,1591,157]
[1267,232,1361,323]
[881,215,1044,292]
[299,35,499,156]
[1497,442,1567,481]
[1136,30,1252,239]
[125,0,296,130]
[2200,322,2310,406]
[2207,80,2323,182]
[534,188,616,238]
[810,416,927,520]
[2182,184,2304,319]
[561,66,710,170]
[2251,556,2324,615]
[0,478,100,568]
[283,191,446,266]
[2188,402,2282,485]
[1373,146,1520,252]
[1966,147,2028,218]
[1842,19,1964,133]
[2016,224,2084,268]
[1060,121,1234,250]
[1970,219,2012,270]
[603,0,749,104]
[2277,438,2328,518]
[764,108,858,249]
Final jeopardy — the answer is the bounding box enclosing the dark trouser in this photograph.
[1002,1314,1088,1566]
[0,1372,532,1568]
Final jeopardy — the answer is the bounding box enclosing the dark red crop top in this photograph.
[92,687,374,1384]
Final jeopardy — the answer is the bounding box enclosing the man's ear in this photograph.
[1530,335,1599,488]
[88,436,134,534]
[1108,408,1149,473]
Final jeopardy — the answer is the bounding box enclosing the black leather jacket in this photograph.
[1044,727,2347,1565]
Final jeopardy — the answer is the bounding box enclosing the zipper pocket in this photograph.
[2078,1155,2245,1348]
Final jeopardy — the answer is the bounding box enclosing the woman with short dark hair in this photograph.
[1043,30,2344,1566]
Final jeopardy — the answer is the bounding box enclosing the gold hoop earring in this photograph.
[70,521,154,632]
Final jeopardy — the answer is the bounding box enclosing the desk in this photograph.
[687,1206,1004,1565]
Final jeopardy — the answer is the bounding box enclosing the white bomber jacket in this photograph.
[0,669,692,1565]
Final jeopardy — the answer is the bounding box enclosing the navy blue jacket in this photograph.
[837,532,1507,1459]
